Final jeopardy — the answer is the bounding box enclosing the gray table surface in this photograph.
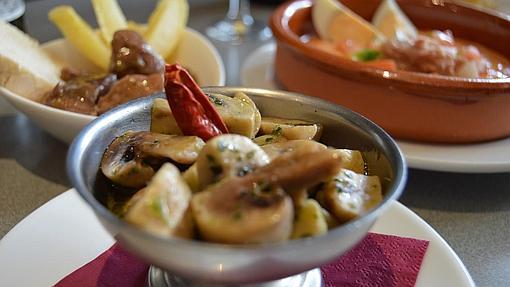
[1,1,509,286]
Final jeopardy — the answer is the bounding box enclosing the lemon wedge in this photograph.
[372,0,417,41]
[312,0,385,50]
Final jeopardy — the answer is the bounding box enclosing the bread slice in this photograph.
[0,21,61,101]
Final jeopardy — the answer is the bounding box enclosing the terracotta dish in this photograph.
[270,0,510,143]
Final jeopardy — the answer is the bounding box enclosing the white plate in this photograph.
[241,43,510,173]
[0,189,474,286]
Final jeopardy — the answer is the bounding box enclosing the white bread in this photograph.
[0,21,61,101]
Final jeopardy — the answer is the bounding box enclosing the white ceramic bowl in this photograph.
[0,28,225,143]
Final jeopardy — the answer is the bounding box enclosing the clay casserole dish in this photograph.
[270,0,510,143]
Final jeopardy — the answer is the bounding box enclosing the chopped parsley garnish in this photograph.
[232,210,243,220]
[208,95,224,106]
[264,137,274,143]
[150,199,162,214]
[271,126,283,136]
[128,166,140,175]
[353,49,382,62]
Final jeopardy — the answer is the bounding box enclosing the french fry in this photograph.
[91,0,128,44]
[127,21,147,36]
[48,6,110,70]
[145,0,189,59]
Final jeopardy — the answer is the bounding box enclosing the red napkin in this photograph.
[54,232,428,287]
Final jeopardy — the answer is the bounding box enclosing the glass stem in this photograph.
[226,0,254,26]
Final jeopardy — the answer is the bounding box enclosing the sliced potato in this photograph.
[48,6,110,70]
[332,149,365,174]
[290,189,309,207]
[321,207,340,229]
[259,117,323,141]
[151,98,182,135]
[145,0,188,59]
[151,94,261,138]
[124,163,194,238]
[91,0,128,44]
[127,21,147,35]
[321,169,382,223]
[182,163,199,193]
[291,199,328,239]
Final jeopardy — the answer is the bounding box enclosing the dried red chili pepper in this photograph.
[164,64,228,140]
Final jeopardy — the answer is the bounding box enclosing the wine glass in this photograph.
[206,0,272,43]
[0,0,25,22]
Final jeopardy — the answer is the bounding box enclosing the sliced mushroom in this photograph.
[192,183,293,244]
[149,93,261,138]
[101,131,205,188]
[182,163,199,193]
[195,134,269,189]
[232,92,261,137]
[191,144,343,244]
[320,169,382,223]
[97,73,164,115]
[124,163,194,239]
[261,139,326,160]
[259,117,323,141]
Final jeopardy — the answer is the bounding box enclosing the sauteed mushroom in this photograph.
[191,144,343,244]
[319,169,382,223]
[195,134,269,188]
[101,131,205,188]
[110,30,165,78]
[42,73,116,115]
[261,139,326,160]
[97,73,164,114]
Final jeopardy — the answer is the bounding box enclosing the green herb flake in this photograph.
[271,126,283,136]
[208,95,224,106]
[206,154,223,176]
[232,210,243,220]
[150,199,162,214]
[206,154,215,162]
[128,166,140,175]
[264,137,274,143]
[353,49,382,62]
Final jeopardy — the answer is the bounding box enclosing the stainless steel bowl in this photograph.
[67,87,407,286]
